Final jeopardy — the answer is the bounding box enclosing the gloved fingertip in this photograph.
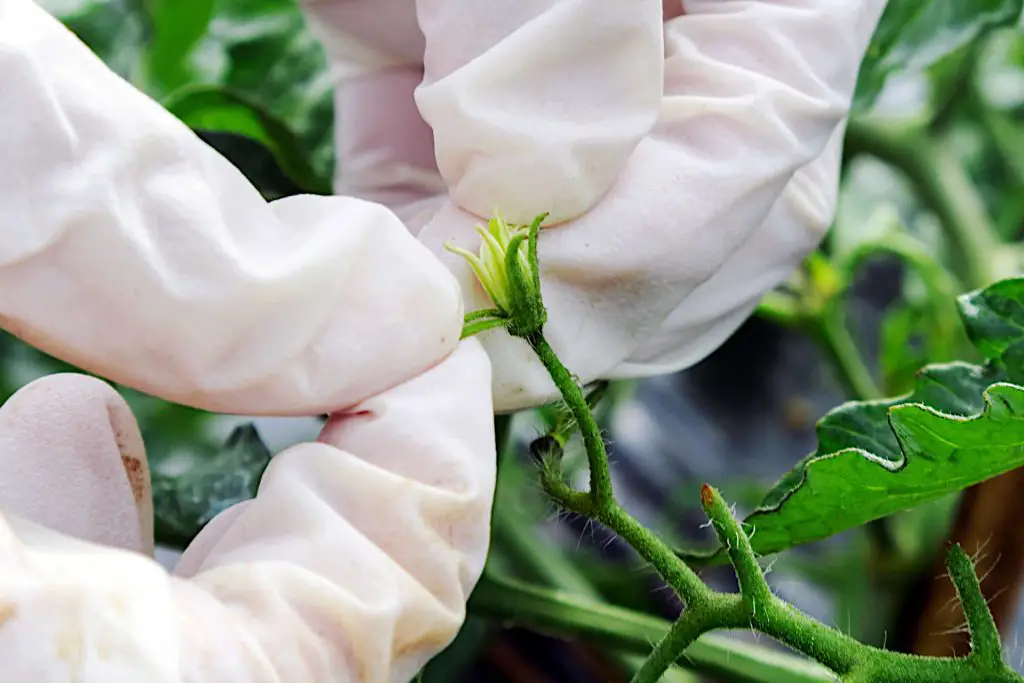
[0,373,153,554]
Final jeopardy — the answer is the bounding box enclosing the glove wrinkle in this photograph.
[0,343,494,683]
[306,0,888,411]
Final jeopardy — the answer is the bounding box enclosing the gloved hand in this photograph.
[303,0,889,411]
[0,2,495,681]
[0,345,494,682]
[1,0,468,417]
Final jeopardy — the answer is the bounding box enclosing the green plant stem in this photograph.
[701,485,773,609]
[841,233,963,305]
[462,316,507,339]
[601,503,714,605]
[805,258,892,552]
[756,291,804,328]
[628,487,1024,683]
[527,330,713,605]
[946,544,1003,667]
[657,485,863,680]
[464,211,1019,682]
[526,326,873,679]
[527,332,614,505]
[841,231,965,367]
[470,572,837,683]
[631,594,745,683]
[813,298,883,401]
[489,473,698,681]
[524,324,1021,682]
[844,118,1003,289]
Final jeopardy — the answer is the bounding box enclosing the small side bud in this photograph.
[700,483,715,509]
[529,435,563,464]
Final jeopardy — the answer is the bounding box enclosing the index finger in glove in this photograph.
[0,1,462,416]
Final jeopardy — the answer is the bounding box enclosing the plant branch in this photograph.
[527,325,873,679]
[701,485,773,609]
[489,462,699,682]
[844,118,1003,289]
[631,594,745,683]
[528,320,1019,683]
[527,332,614,506]
[459,210,1020,682]
[813,297,883,401]
[755,290,804,327]
[840,229,963,302]
[947,544,1003,667]
[470,572,836,683]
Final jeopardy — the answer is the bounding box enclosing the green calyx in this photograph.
[447,211,548,339]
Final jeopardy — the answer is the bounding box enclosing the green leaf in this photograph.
[205,0,336,182]
[416,618,492,683]
[42,0,148,79]
[48,0,336,184]
[855,0,1023,111]
[165,86,332,195]
[139,0,216,96]
[680,276,1024,565]
[880,304,936,394]
[679,362,1005,566]
[959,277,1024,382]
[152,423,272,548]
[197,130,307,200]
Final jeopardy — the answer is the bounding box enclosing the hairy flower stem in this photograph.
[527,326,865,678]
[456,210,1019,682]
[470,573,836,682]
[629,485,866,683]
[526,332,614,506]
[947,544,1003,666]
[527,329,1021,683]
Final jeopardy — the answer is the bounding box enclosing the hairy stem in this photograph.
[463,210,1019,682]
[631,594,745,683]
[528,326,873,678]
[470,572,836,683]
[947,544,1003,667]
[701,485,773,609]
[703,484,864,676]
[527,326,1020,682]
[527,332,614,505]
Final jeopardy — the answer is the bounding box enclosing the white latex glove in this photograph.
[303,0,888,411]
[0,0,466,417]
[0,342,495,682]
[0,3,495,681]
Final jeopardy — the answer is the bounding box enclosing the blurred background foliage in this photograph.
[19,1,1024,680]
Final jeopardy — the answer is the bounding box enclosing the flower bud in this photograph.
[447,211,549,339]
